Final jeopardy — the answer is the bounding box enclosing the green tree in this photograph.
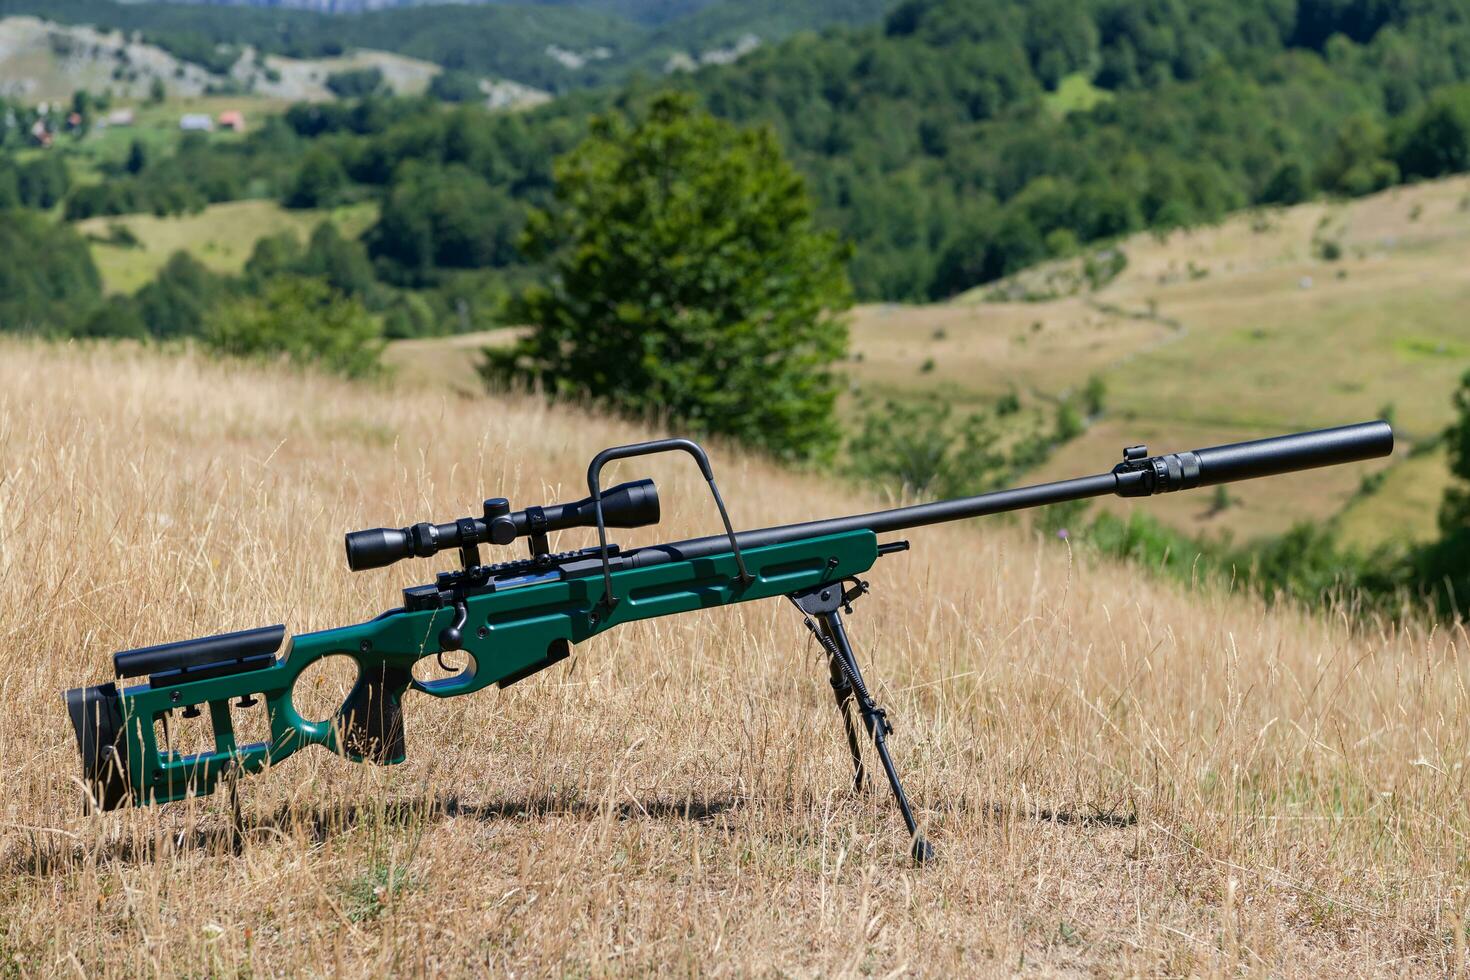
[300,221,377,299]
[325,67,385,99]
[486,94,852,460]
[285,146,348,209]
[0,211,102,332]
[846,400,1008,498]
[205,276,383,378]
[1395,84,1470,180]
[125,138,149,176]
[367,164,521,282]
[133,251,230,339]
[428,70,484,103]
[245,231,306,283]
[1439,370,1470,535]
[17,155,70,209]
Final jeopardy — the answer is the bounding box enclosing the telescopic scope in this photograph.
[345,478,660,571]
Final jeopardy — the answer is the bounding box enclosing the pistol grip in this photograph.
[341,664,412,764]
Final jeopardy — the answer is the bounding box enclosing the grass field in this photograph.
[0,338,1466,975]
[80,200,380,294]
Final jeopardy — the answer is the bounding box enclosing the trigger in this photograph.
[438,600,469,670]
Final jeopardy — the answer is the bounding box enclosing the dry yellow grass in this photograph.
[2,338,1468,975]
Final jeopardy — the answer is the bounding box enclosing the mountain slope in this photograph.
[0,0,895,91]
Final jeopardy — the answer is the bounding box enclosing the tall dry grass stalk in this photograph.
[0,337,1466,975]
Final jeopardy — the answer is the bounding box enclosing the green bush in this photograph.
[487,93,852,461]
[428,70,484,103]
[0,211,102,332]
[204,276,384,378]
[132,251,232,339]
[325,67,385,99]
[846,400,1007,498]
[285,147,349,209]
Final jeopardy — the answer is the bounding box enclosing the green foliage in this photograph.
[246,223,378,302]
[367,164,521,282]
[487,94,852,460]
[285,146,349,209]
[1317,113,1398,196]
[16,155,69,209]
[1081,374,1106,418]
[125,139,149,176]
[1066,510,1400,609]
[65,119,301,220]
[1052,399,1085,443]
[1438,370,1470,535]
[428,70,485,103]
[846,400,1007,498]
[1394,84,1470,180]
[132,251,232,339]
[0,0,884,94]
[205,276,384,378]
[326,68,386,100]
[0,210,101,332]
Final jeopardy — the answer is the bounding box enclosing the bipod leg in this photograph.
[827,652,866,793]
[790,583,934,864]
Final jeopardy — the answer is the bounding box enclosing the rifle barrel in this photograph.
[622,421,1392,569]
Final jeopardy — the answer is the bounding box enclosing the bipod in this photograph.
[789,579,935,864]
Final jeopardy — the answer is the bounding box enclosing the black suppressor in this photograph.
[345,478,660,572]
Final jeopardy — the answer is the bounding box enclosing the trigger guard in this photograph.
[414,651,479,697]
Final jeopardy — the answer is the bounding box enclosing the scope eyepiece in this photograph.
[344,478,660,572]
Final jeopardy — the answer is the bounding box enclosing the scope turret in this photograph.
[345,478,660,572]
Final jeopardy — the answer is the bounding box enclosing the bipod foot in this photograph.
[789,581,937,865]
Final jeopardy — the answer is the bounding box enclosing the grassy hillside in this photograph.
[386,175,1469,549]
[0,15,453,103]
[847,174,1470,546]
[0,338,1465,973]
[80,199,378,293]
[0,0,888,93]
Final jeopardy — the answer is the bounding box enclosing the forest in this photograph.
[0,0,889,91]
[5,0,1466,331]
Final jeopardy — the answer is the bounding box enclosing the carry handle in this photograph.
[587,438,751,613]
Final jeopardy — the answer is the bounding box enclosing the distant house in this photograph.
[217,110,246,133]
[106,109,135,127]
[179,113,213,132]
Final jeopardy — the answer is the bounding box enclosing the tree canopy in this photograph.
[486,94,852,460]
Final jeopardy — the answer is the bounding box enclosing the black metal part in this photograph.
[619,421,1394,571]
[437,601,468,667]
[789,583,934,864]
[147,652,277,689]
[63,682,131,812]
[585,439,749,613]
[344,478,660,572]
[114,625,286,681]
[341,663,413,763]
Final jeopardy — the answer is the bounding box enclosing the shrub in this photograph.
[487,93,852,461]
[0,211,102,332]
[204,276,383,378]
[846,400,1007,498]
